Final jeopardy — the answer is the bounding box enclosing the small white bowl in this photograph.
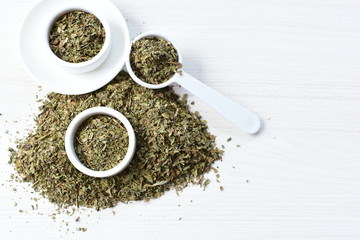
[65,107,136,178]
[46,7,111,73]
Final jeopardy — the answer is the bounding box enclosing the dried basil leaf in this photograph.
[74,115,129,171]
[9,71,223,210]
[49,10,105,63]
[130,37,182,84]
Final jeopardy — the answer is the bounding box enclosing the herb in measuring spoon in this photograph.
[74,115,129,171]
[49,10,105,63]
[130,37,182,84]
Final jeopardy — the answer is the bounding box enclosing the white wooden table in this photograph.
[1,0,359,239]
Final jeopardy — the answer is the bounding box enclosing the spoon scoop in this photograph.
[125,32,261,134]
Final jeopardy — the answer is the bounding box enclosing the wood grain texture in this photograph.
[0,0,359,239]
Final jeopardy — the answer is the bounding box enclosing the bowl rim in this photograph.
[46,6,112,69]
[65,107,136,178]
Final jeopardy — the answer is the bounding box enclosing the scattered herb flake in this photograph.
[76,227,87,232]
[9,71,223,209]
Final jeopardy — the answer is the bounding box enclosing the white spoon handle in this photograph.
[175,72,261,134]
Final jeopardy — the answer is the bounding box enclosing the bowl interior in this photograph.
[46,7,111,68]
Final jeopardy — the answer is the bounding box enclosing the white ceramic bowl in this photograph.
[65,107,136,178]
[46,7,111,73]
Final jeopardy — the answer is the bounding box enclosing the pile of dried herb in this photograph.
[49,10,105,63]
[130,37,182,84]
[9,71,222,210]
[74,115,129,171]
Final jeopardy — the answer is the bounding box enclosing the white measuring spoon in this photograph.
[125,32,261,134]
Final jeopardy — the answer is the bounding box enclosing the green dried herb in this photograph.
[9,71,222,210]
[76,227,87,232]
[49,10,105,63]
[74,115,129,171]
[130,37,182,84]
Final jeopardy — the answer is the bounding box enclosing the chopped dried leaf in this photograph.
[49,11,105,63]
[74,115,128,171]
[130,37,182,84]
[9,71,222,209]
[76,227,87,232]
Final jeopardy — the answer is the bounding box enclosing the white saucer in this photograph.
[19,0,130,95]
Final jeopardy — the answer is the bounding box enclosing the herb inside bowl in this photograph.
[74,115,129,171]
[49,10,105,63]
